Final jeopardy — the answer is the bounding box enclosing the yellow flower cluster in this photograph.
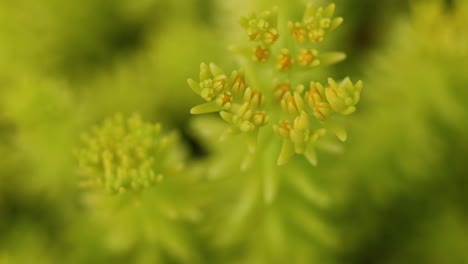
[288,3,343,43]
[239,8,279,62]
[189,2,362,166]
[274,78,362,165]
[188,63,269,133]
[76,114,178,194]
[238,5,345,72]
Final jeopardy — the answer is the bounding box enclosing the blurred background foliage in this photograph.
[0,0,467,263]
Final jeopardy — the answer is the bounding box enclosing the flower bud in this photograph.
[277,49,293,71]
[188,62,228,102]
[325,77,363,115]
[305,81,332,121]
[281,91,304,116]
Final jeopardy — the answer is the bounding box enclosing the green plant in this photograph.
[6,0,468,263]
[188,3,362,167]
[72,3,363,263]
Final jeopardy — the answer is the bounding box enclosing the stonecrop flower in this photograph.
[289,3,343,43]
[189,64,269,134]
[76,114,182,194]
[188,2,363,166]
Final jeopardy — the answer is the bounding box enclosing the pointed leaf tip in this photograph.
[320,52,347,65]
[209,63,224,76]
[356,80,363,90]
[325,3,336,17]
[304,145,318,166]
[337,131,347,142]
[324,119,348,142]
[277,140,294,166]
[331,17,343,31]
[190,101,221,114]
[187,78,199,92]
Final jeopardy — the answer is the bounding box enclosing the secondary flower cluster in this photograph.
[76,114,179,194]
[288,3,343,43]
[188,63,269,133]
[239,8,279,62]
[189,2,362,166]
[273,78,362,165]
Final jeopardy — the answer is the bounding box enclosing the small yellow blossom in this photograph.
[288,22,307,42]
[297,49,320,67]
[253,45,270,62]
[305,81,332,121]
[325,77,363,115]
[277,49,294,71]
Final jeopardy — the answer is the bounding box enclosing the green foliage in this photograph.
[1,0,468,263]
